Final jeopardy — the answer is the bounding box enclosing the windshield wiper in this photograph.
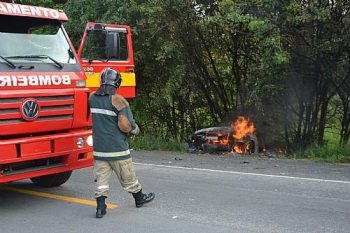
[0,55,16,69]
[6,55,64,69]
[88,58,108,64]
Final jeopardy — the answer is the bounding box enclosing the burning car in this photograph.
[189,117,258,154]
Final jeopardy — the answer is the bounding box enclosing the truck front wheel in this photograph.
[30,171,72,187]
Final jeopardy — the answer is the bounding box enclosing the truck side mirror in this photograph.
[105,32,119,60]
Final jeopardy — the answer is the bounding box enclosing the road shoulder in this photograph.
[131,150,350,182]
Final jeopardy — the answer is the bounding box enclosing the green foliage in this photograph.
[20,0,64,9]
[281,0,350,149]
[18,0,350,155]
[129,134,186,152]
[294,144,350,163]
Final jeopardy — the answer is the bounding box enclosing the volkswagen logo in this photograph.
[21,99,40,121]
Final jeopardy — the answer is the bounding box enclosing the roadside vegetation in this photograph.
[292,129,350,163]
[293,144,350,163]
[129,134,186,152]
[22,0,350,163]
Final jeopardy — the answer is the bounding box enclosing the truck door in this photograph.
[77,22,135,98]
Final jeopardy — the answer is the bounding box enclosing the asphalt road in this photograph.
[1,151,350,233]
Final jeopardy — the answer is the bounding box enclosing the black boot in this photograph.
[132,190,155,208]
[96,196,107,218]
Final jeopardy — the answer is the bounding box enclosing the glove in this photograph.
[130,124,140,135]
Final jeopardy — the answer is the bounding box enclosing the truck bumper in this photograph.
[0,129,93,183]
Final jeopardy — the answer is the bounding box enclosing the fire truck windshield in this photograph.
[0,16,76,65]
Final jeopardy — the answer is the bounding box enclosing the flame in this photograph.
[208,139,229,145]
[245,143,250,152]
[200,116,256,154]
[232,142,250,154]
[230,116,255,154]
[233,145,243,153]
[231,116,255,139]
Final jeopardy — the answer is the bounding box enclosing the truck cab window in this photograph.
[117,32,128,60]
[82,31,128,61]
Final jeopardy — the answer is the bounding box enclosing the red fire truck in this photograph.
[0,2,136,187]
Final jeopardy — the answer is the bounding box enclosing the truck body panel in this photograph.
[0,2,136,185]
[0,2,68,21]
[78,23,136,98]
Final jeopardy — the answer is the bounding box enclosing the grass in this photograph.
[129,134,186,152]
[293,143,350,163]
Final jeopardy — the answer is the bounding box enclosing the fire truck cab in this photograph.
[0,2,135,186]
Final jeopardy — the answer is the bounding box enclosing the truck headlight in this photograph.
[77,137,85,148]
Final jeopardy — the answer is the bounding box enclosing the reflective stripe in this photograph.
[123,181,140,191]
[97,185,109,190]
[86,72,136,88]
[94,149,130,157]
[91,108,117,116]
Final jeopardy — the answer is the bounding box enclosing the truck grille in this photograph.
[1,155,65,176]
[0,95,74,124]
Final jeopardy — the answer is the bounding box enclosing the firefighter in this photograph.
[89,68,155,218]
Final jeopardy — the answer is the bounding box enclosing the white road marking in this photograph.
[134,162,350,185]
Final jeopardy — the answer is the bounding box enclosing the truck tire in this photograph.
[30,171,72,187]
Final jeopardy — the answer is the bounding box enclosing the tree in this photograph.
[282,0,350,149]
[20,0,350,150]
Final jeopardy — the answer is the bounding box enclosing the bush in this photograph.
[294,144,350,163]
[129,134,186,152]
